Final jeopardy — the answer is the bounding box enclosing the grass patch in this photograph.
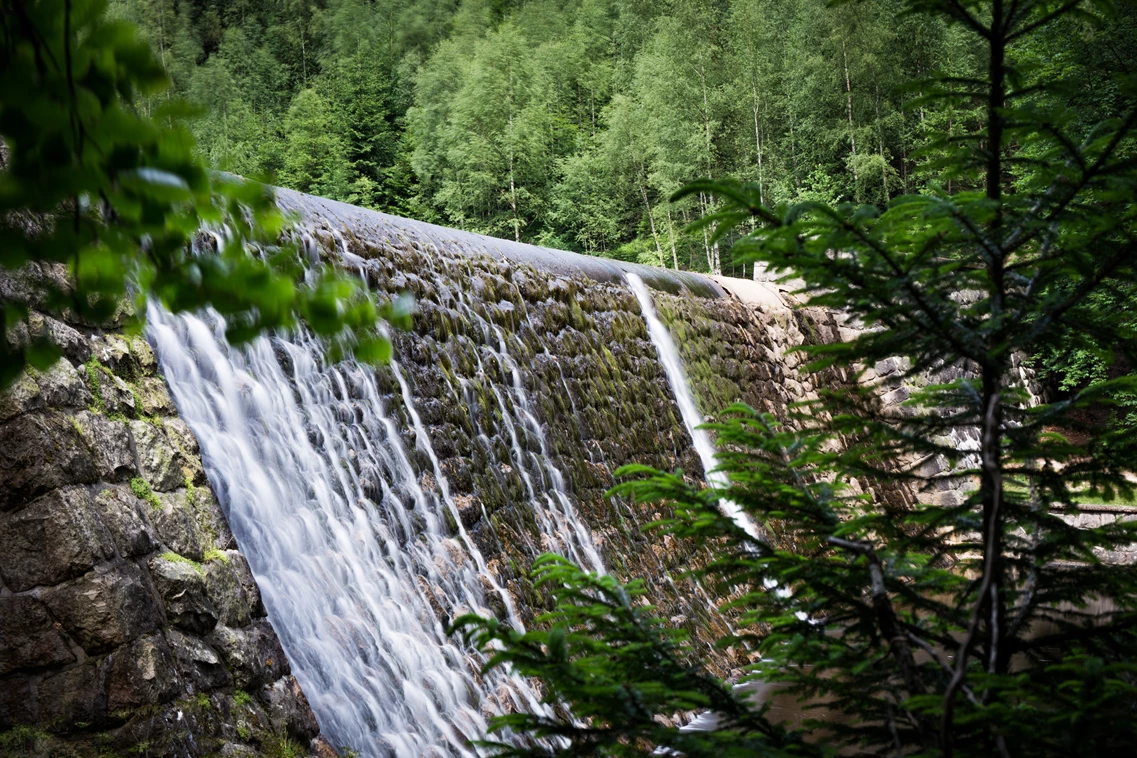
[233,689,251,707]
[130,477,162,510]
[203,547,229,564]
[0,726,48,753]
[1070,488,1137,507]
[265,735,306,758]
[84,357,106,414]
[161,551,204,575]
[195,692,211,711]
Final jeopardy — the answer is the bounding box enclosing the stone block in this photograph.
[0,675,36,727]
[165,628,230,692]
[149,554,217,634]
[0,486,115,591]
[204,555,254,628]
[131,420,185,491]
[0,358,91,422]
[209,621,289,690]
[0,412,98,510]
[262,674,320,742]
[152,490,205,561]
[105,633,182,712]
[42,563,163,654]
[72,410,136,482]
[38,657,106,727]
[93,484,161,558]
[0,596,76,674]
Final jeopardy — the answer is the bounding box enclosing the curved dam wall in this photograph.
[0,187,911,757]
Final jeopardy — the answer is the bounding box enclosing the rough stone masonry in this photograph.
[0,262,334,758]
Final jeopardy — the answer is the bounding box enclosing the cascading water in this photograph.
[142,182,772,755]
[626,273,762,540]
[147,303,551,756]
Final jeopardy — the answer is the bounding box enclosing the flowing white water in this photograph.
[147,303,550,757]
[625,273,762,540]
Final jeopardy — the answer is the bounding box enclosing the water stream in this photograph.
[148,304,549,757]
[144,214,742,756]
[626,273,762,540]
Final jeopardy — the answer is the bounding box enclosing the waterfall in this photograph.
[626,273,762,540]
[142,193,756,756]
[147,304,550,757]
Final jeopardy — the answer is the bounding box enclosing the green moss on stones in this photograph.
[160,551,204,575]
[130,477,161,510]
[203,548,228,564]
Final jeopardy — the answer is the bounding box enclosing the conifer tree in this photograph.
[454,1,1137,756]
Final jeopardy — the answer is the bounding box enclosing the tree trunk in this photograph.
[665,207,680,270]
[842,37,859,200]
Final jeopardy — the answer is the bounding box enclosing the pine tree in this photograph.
[454,1,1137,756]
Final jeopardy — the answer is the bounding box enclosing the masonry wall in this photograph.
[0,264,332,758]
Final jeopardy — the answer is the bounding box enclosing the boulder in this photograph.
[129,335,158,375]
[225,551,265,618]
[28,311,91,364]
[149,554,217,634]
[189,485,236,552]
[163,417,206,485]
[93,484,161,558]
[42,563,163,654]
[105,633,182,712]
[92,334,135,376]
[0,358,91,422]
[0,412,98,510]
[135,376,175,416]
[0,596,76,674]
[92,364,136,416]
[131,420,185,491]
[0,486,115,591]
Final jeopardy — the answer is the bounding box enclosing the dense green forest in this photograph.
[110,0,1136,277]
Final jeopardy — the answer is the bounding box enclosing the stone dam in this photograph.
[0,188,966,757]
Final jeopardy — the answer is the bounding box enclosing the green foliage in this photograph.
[455,1,1137,756]
[0,0,401,392]
[130,477,161,510]
[233,688,252,707]
[264,735,306,758]
[454,554,810,757]
[161,551,203,575]
[203,547,228,564]
[0,726,48,755]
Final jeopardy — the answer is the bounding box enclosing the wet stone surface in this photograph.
[0,286,328,758]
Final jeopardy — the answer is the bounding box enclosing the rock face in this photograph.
[0,303,329,757]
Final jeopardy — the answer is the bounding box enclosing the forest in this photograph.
[3,0,1137,755]
[110,0,1136,277]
